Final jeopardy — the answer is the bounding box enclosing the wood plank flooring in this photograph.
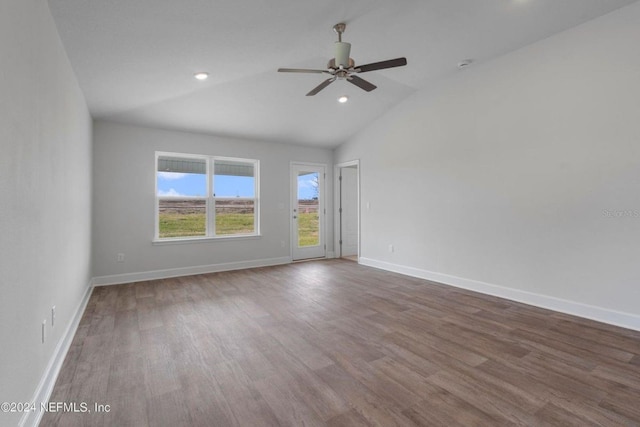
[41,260,640,426]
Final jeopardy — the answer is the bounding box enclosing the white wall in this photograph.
[0,0,93,425]
[335,2,640,328]
[92,121,334,282]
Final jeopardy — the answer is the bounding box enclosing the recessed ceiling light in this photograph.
[194,72,209,81]
[338,95,349,103]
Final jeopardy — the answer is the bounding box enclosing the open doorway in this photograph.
[335,160,360,261]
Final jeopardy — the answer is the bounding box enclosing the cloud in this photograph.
[158,172,187,180]
[158,188,187,197]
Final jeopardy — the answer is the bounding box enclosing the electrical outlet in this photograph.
[116,253,125,262]
[280,240,285,248]
[42,319,47,343]
[51,306,56,327]
[388,244,394,253]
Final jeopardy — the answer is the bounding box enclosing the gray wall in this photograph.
[92,121,334,280]
[0,0,93,424]
[336,2,640,324]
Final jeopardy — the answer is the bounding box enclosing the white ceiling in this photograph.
[48,0,638,148]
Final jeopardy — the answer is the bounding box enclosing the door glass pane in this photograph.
[215,199,254,235]
[297,171,319,247]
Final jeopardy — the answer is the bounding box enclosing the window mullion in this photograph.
[209,157,215,237]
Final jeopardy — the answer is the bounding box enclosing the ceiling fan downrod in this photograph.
[333,23,346,42]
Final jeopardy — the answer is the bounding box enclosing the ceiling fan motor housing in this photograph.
[334,41,352,69]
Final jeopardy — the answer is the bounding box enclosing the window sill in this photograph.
[152,234,262,246]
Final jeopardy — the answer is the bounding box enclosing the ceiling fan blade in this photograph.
[347,75,377,92]
[355,57,407,73]
[278,68,329,74]
[306,78,336,96]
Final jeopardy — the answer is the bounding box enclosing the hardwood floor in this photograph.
[41,259,640,426]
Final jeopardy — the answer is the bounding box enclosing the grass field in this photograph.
[159,212,206,238]
[159,211,318,244]
[159,212,254,238]
[297,212,319,246]
[216,213,254,235]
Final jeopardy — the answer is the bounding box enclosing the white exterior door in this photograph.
[291,163,326,260]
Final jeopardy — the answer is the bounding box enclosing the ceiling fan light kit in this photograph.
[278,23,407,96]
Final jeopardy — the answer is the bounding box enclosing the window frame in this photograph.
[154,151,260,242]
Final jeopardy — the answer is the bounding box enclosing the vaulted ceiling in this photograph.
[48,0,638,147]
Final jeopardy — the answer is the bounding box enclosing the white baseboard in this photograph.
[92,256,292,286]
[359,257,640,332]
[20,282,94,427]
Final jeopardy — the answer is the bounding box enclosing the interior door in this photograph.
[340,166,358,257]
[291,163,325,260]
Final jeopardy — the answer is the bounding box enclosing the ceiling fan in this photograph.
[278,23,407,96]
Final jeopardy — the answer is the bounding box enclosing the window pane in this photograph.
[157,156,206,197]
[214,160,255,198]
[158,199,206,238]
[215,199,254,235]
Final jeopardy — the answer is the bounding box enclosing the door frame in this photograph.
[290,162,327,261]
[334,160,360,260]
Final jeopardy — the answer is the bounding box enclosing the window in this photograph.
[156,152,259,240]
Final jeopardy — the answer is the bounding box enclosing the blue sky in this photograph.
[157,172,318,199]
[296,173,319,199]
